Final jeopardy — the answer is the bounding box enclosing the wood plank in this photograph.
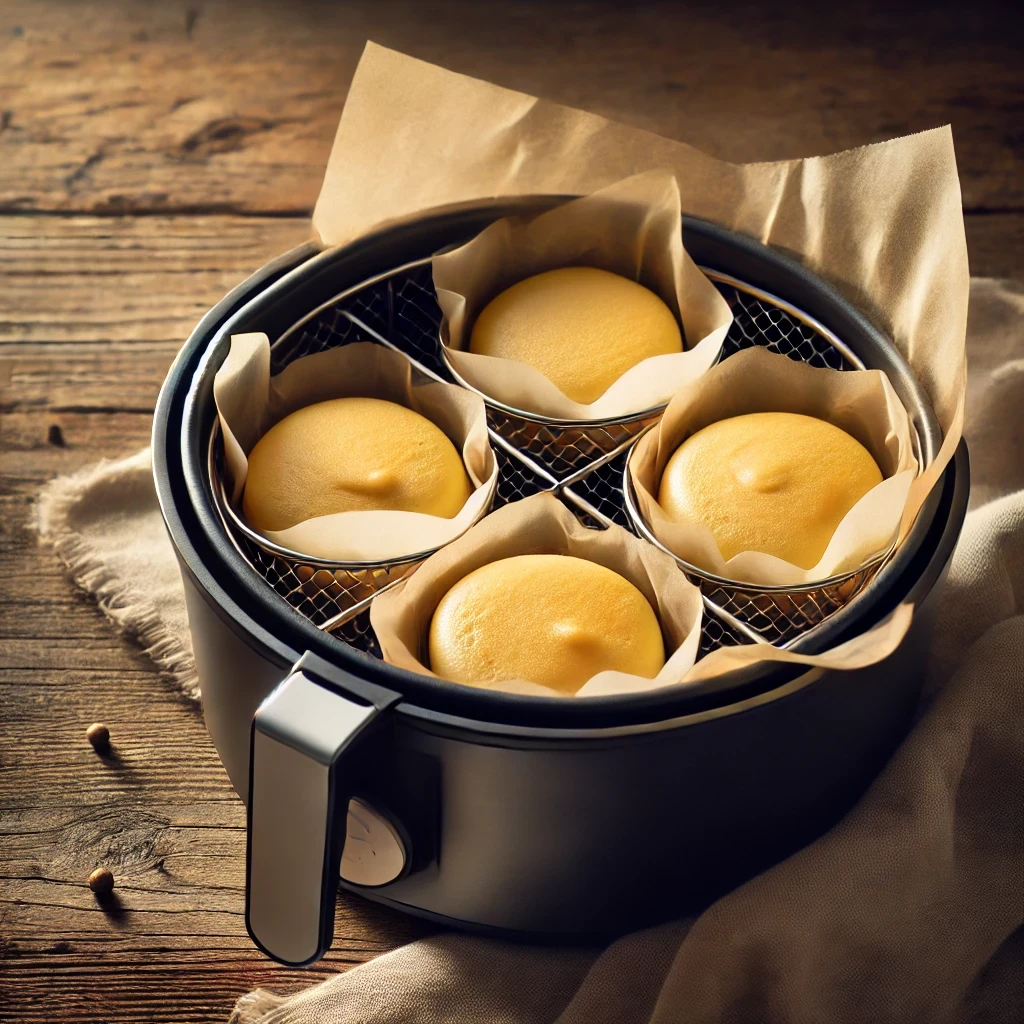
[0,215,309,346]
[0,952,351,1024]
[965,214,1024,281]
[0,0,1021,217]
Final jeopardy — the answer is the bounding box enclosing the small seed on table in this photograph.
[88,867,114,895]
[86,722,110,750]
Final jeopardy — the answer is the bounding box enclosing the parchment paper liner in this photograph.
[370,493,704,698]
[433,172,733,421]
[686,601,914,689]
[307,43,965,680]
[212,336,497,562]
[371,491,917,698]
[628,347,919,586]
[314,45,966,566]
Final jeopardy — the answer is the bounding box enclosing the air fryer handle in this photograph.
[245,652,399,966]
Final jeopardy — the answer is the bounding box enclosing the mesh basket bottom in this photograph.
[487,408,661,477]
[333,609,382,659]
[702,564,879,645]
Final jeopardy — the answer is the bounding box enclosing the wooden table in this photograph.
[1,2,1021,1020]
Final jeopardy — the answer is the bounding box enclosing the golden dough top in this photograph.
[469,267,682,405]
[428,554,665,694]
[242,397,472,532]
[658,412,883,570]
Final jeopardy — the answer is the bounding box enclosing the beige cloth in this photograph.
[35,279,1024,1022]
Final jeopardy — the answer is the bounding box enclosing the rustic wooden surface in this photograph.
[0,1,1021,1021]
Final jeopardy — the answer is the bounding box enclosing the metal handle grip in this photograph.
[245,653,399,966]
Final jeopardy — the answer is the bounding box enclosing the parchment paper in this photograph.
[628,347,919,585]
[432,172,732,419]
[309,42,965,675]
[370,493,704,697]
[213,336,497,561]
[314,43,966,510]
[371,491,916,697]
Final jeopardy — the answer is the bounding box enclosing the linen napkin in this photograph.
[36,279,1024,1023]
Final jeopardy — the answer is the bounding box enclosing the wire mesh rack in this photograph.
[214,254,877,660]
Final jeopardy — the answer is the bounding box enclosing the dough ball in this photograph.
[243,397,472,532]
[428,554,665,693]
[658,411,883,569]
[470,267,682,404]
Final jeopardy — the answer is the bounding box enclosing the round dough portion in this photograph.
[428,554,665,694]
[242,397,472,532]
[469,267,682,405]
[658,412,883,570]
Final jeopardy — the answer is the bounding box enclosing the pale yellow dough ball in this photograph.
[658,412,883,570]
[242,397,472,533]
[469,267,682,405]
[428,554,665,694]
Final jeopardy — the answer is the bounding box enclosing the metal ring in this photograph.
[207,420,497,571]
[620,445,890,596]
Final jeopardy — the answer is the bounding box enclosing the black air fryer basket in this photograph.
[153,199,968,965]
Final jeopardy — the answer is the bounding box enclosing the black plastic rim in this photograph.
[153,199,966,733]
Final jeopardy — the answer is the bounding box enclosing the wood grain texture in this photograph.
[1,0,1023,215]
[1,2,1022,1021]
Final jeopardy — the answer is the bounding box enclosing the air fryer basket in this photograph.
[152,199,967,964]
[204,211,942,657]
[174,197,947,726]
